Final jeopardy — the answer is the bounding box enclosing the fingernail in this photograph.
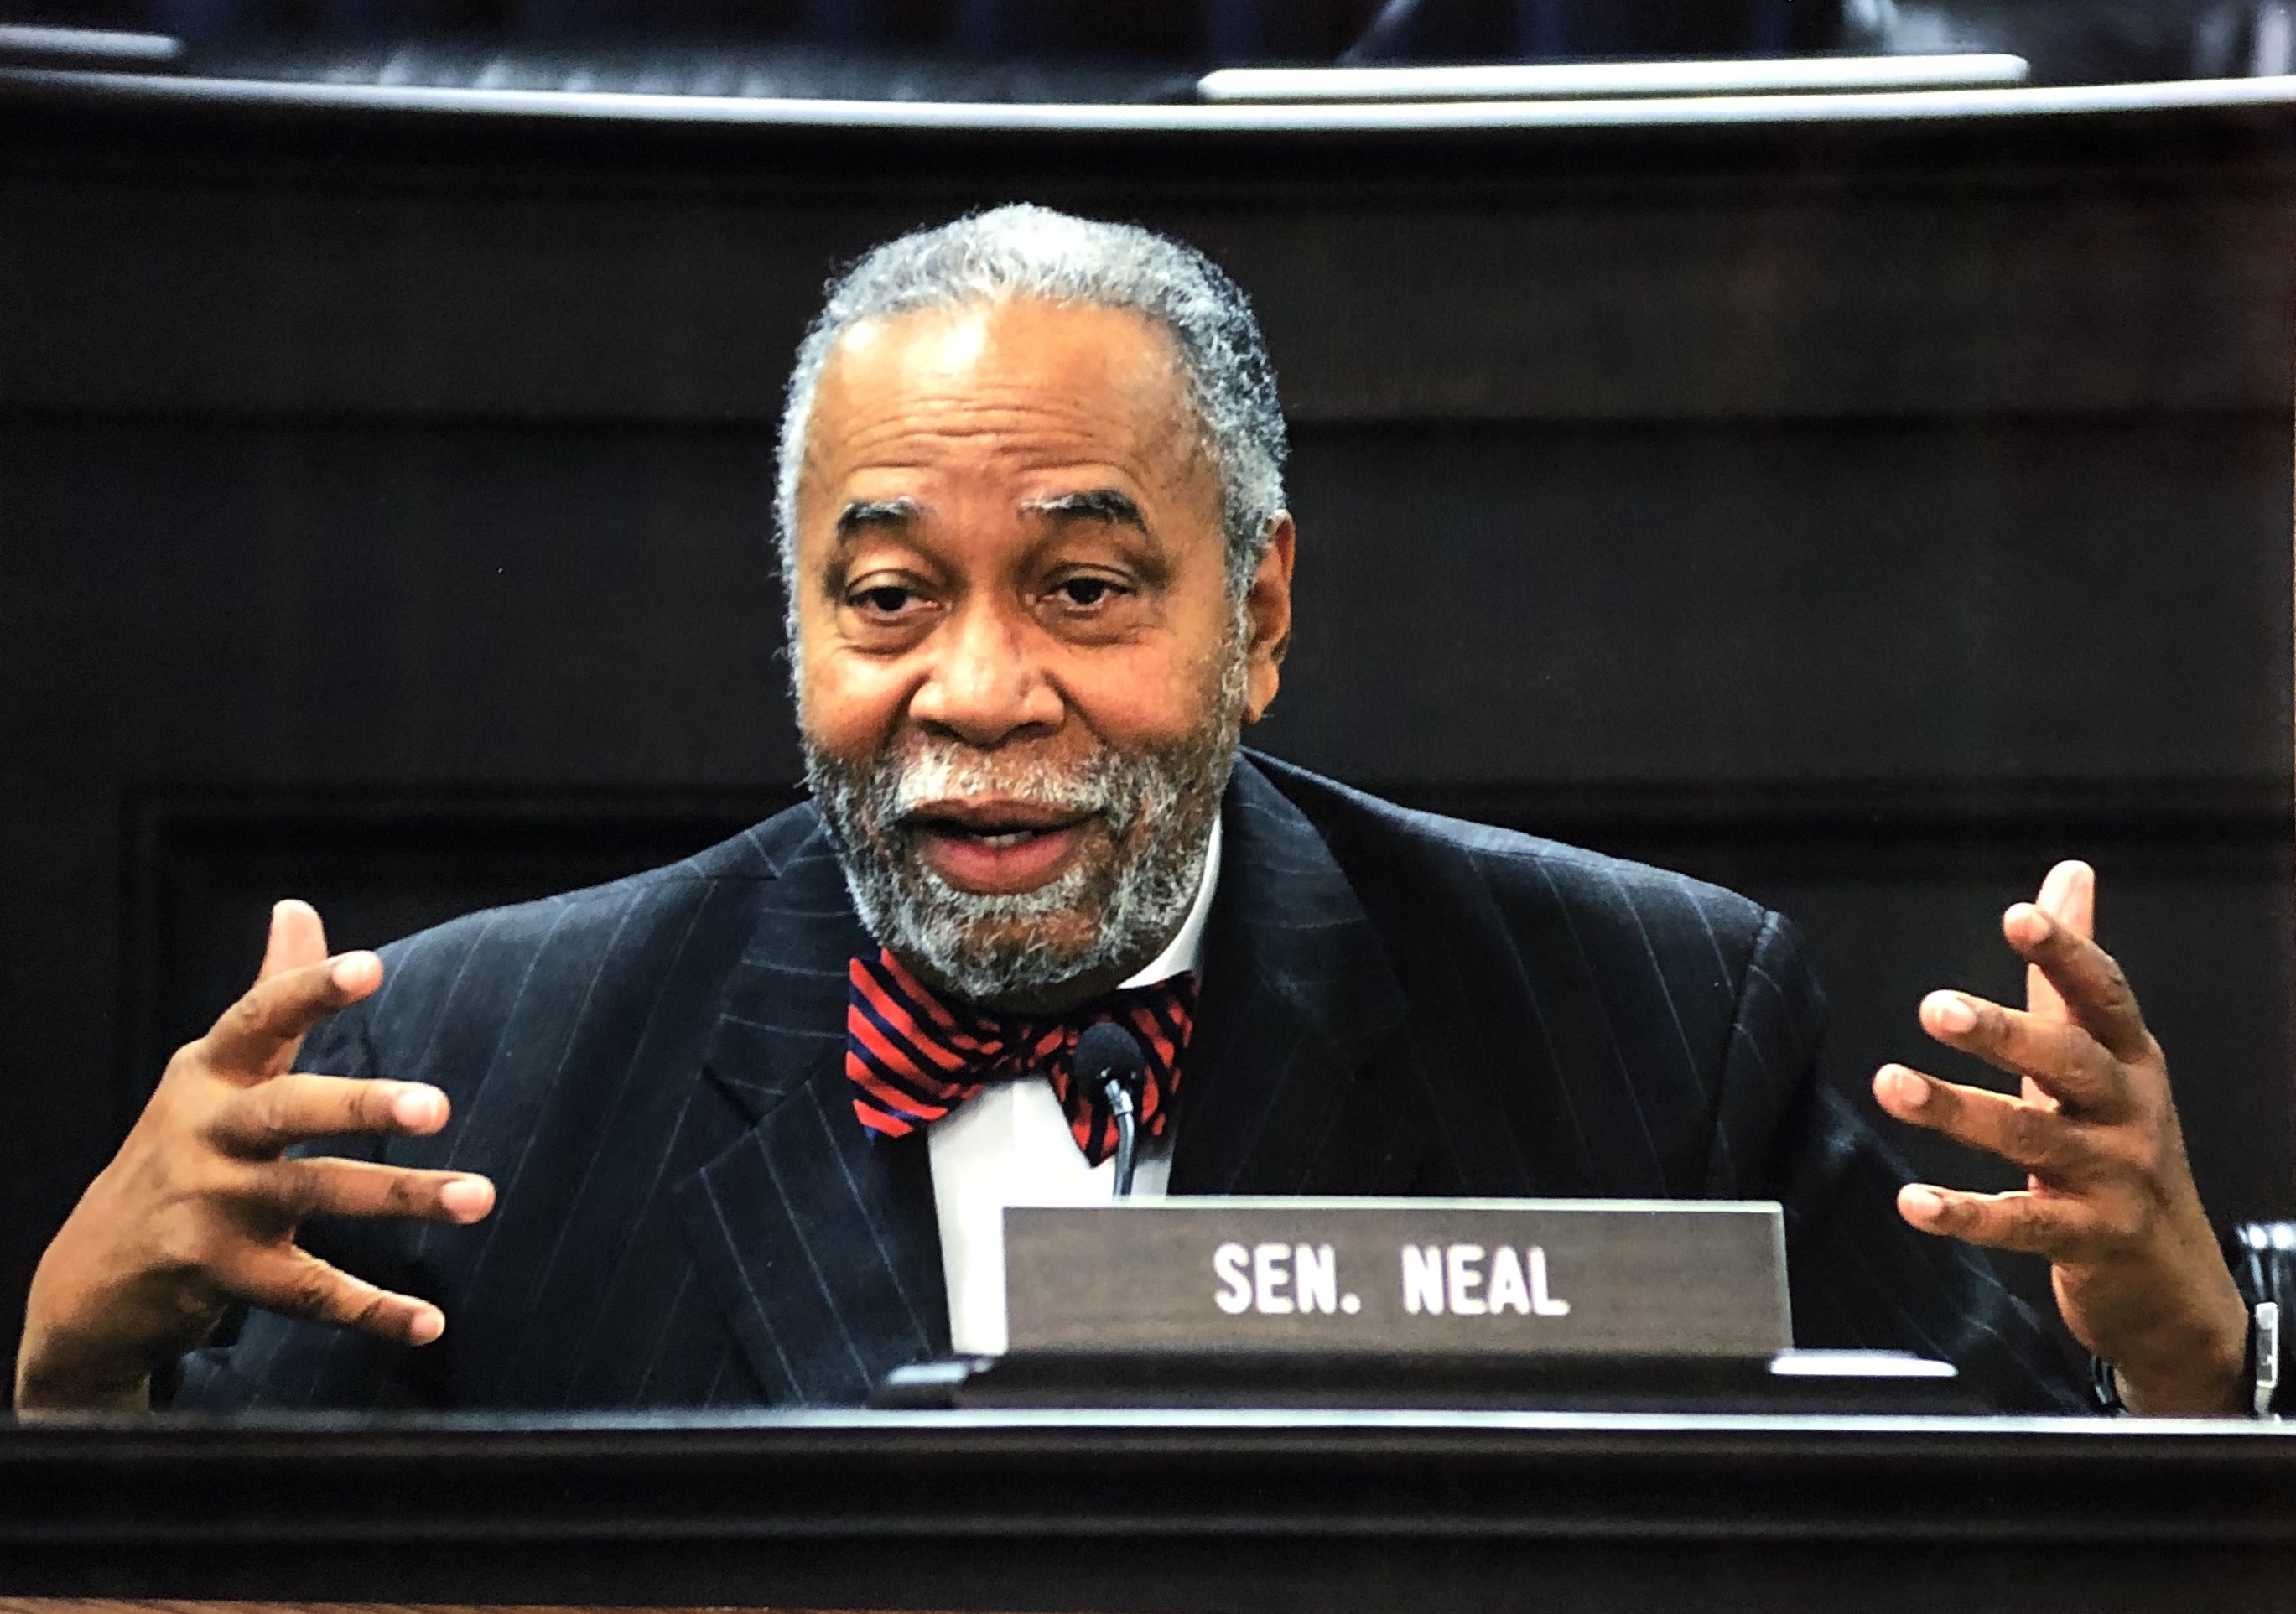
[408,1307,446,1346]
[439,1177,493,1222]
[1902,1185,1945,1222]
[328,952,377,989]
[1927,993,1977,1034]
[390,1087,446,1130]
[1883,1066,1929,1108]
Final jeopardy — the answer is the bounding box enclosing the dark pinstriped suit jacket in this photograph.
[173,753,2088,1413]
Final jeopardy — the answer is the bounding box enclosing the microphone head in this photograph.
[1074,1020,1147,1096]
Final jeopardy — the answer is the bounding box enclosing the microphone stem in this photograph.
[1105,1079,1140,1199]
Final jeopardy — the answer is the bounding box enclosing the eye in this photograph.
[1053,575,1124,609]
[836,574,938,639]
[854,584,915,615]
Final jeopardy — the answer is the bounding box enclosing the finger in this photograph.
[257,899,330,983]
[1916,992,2132,1121]
[1873,1063,2105,1181]
[210,1075,452,1156]
[1895,1181,2110,1259]
[256,1156,495,1226]
[1999,900,2153,1066]
[2025,860,2094,1022]
[2034,859,2095,938]
[219,1243,448,1347]
[201,951,384,1079]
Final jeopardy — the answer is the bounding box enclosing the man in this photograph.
[14,206,2256,1415]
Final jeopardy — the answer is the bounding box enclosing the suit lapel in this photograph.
[674,759,1431,1404]
[673,812,948,1406]
[1171,757,1431,1197]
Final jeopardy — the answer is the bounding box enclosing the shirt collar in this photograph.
[1117,813,1222,989]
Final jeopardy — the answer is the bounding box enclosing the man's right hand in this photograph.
[13,900,495,1412]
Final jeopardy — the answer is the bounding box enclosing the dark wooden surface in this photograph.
[3,82,2293,1393]
[3,1410,2296,1611]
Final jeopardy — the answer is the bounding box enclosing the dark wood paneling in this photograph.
[1274,415,2293,781]
[1,115,2290,424]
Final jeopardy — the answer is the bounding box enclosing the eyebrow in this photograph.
[833,497,922,548]
[1022,488,1150,532]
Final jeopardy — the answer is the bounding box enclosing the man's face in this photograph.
[792,298,1293,1012]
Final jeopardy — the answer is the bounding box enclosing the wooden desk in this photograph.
[3,1410,2293,1612]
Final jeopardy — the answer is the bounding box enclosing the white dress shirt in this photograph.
[926,817,1223,1355]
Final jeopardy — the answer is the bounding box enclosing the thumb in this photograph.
[257,899,330,983]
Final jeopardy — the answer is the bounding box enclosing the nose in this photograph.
[906,596,1065,746]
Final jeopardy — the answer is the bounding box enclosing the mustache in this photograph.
[882,744,1133,828]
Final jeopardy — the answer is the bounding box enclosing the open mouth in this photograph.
[943,824,1067,849]
[902,799,1099,895]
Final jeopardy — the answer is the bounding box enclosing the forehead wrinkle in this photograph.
[815,408,1165,497]
[818,331,1187,461]
[803,309,1215,545]
[832,401,1158,464]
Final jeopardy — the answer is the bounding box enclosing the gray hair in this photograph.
[773,205,1288,600]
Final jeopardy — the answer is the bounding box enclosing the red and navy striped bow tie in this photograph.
[845,947,1196,1166]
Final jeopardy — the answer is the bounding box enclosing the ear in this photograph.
[1241,513,1296,724]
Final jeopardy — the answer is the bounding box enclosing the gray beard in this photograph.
[805,656,1245,1008]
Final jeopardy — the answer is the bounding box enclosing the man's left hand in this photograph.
[1873,859,2249,1415]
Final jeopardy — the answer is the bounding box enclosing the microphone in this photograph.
[1075,1020,1148,1199]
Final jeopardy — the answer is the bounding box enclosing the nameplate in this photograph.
[1003,1197,1789,1359]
